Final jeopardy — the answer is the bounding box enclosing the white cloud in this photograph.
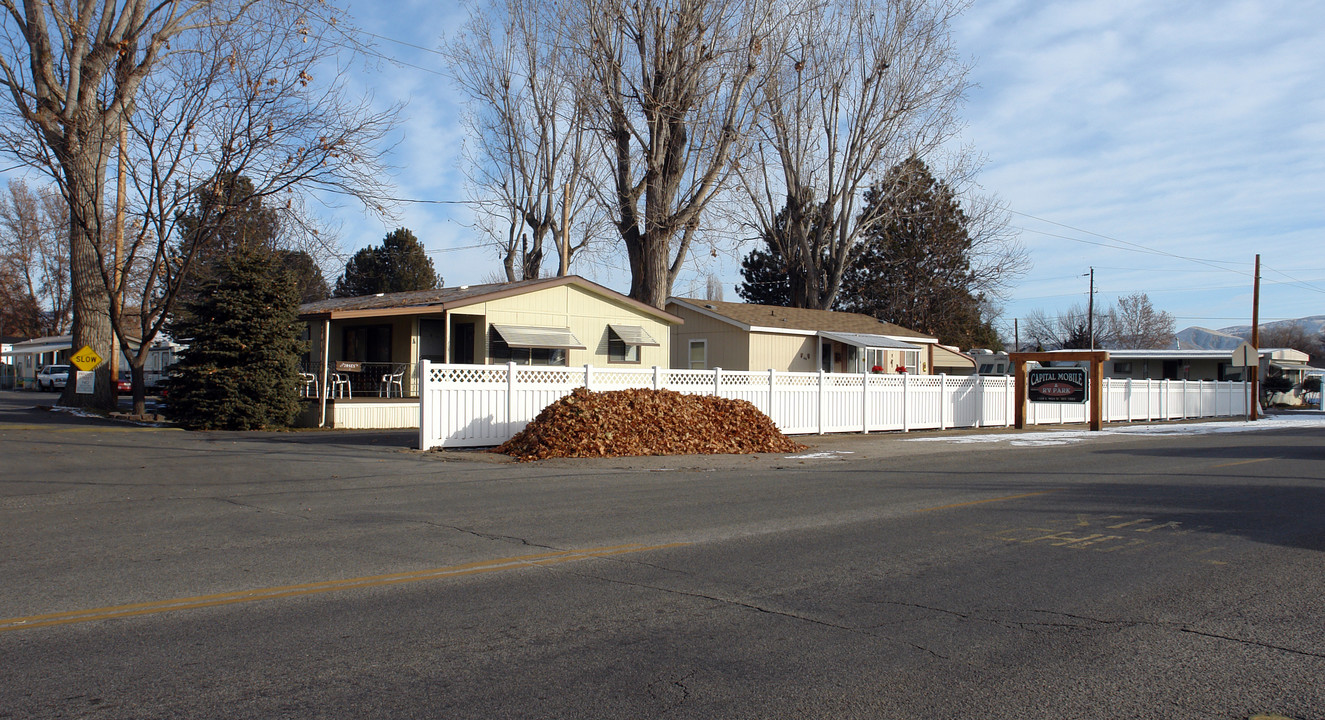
[953,0,1325,330]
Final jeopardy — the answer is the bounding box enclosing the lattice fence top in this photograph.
[776,373,820,387]
[825,375,864,388]
[429,366,506,384]
[594,370,656,386]
[516,368,581,385]
[663,371,713,387]
[719,373,764,386]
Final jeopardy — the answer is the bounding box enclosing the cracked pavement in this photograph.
[1,391,1323,719]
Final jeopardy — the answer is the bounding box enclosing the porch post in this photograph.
[319,318,331,428]
[1089,357,1104,431]
[443,311,451,364]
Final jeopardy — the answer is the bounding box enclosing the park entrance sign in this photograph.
[1009,350,1110,431]
[1027,367,1087,403]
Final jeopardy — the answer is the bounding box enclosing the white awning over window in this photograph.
[1,340,71,357]
[608,324,660,346]
[490,324,586,349]
[818,331,923,351]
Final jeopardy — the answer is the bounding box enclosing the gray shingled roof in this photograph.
[668,298,932,339]
[299,278,552,316]
[299,276,683,324]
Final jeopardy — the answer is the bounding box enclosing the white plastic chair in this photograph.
[380,366,405,397]
[299,372,317,398]
[331,373,352,398]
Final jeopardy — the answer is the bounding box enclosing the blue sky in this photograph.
[9,0,1322,336]
[331,0,1324,336]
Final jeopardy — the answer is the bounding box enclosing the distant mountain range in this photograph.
[1175,315,1325,350]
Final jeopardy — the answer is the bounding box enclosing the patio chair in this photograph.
[299,372,317,398]
[331,372,352,399]
[380,366,405,398]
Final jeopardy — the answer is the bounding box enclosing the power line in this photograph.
[1009,209,1251,274]
[426,242,488,254]
[1260,264,1325,297]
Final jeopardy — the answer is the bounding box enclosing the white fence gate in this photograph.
[418,362,1250,450]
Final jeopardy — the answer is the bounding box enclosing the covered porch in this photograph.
[817,331,925,374]
[297,313,439,429]
[297,277,681,428]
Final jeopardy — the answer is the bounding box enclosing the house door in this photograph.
[419,319,446,362]
[1162,360,1179,380]
[450,322,475,364]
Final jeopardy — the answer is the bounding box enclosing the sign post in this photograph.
[1231,341,1258,421]
[1010,351,1110,431]
[69,345,104,396]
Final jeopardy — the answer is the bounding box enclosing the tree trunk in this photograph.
[636,236,671,309]
[130,359,147,416]
[58,148,116,411]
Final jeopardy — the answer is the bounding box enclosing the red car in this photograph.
[115,378,132,394]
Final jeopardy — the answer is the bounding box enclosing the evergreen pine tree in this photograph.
[167,246,306,430]
[736,245,792,306]
[175,174,281,309]
[738,204,831,308]
[333,228,440,297]
[277,250,331,304]
[838,158,992,348]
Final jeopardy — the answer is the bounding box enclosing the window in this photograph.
[607,324,659,364]
[979,363,994,374]
[609,332,639,363]
[688,340,707,369]
[488,331,567,366]
[488,324,583,366]
[343,324,392,363]
[1113,361,1133,374]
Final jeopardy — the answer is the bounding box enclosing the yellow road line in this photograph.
[914,489,1063,513]
[0,542,687,634]
[0,424,176,433]
[1208,457,1273,469]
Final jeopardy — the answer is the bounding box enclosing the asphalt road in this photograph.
[1,390,1322,719]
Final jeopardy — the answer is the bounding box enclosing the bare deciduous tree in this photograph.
[0,0,391,410]
[1257,322,1323,360]
[449,0,603,281]
[574,0,774,308]
[741,0,971,309]
[0,0,246,408]
[1107,292,1175,349]
[0,179,69,336]
[104,3,395,414]
[1021,303,1114,351]
[704,273,724,301]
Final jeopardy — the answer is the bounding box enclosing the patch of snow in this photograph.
[784,450,856,460]
[907,412,1325,446]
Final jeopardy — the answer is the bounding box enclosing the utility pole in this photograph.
[1250,254,1261,421]
[1084,267,1095,350]
[111,118,127,390]
[559,183,571,276]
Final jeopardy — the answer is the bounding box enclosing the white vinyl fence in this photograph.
[419,362,1251,449]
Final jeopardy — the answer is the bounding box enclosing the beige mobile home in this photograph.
[1102,347,1314,383]
[664,298,974,375]
[299,276,682,428]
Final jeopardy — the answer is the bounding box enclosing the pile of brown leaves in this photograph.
[491,387,805,461]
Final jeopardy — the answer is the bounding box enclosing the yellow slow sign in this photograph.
[69,345,104,372]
